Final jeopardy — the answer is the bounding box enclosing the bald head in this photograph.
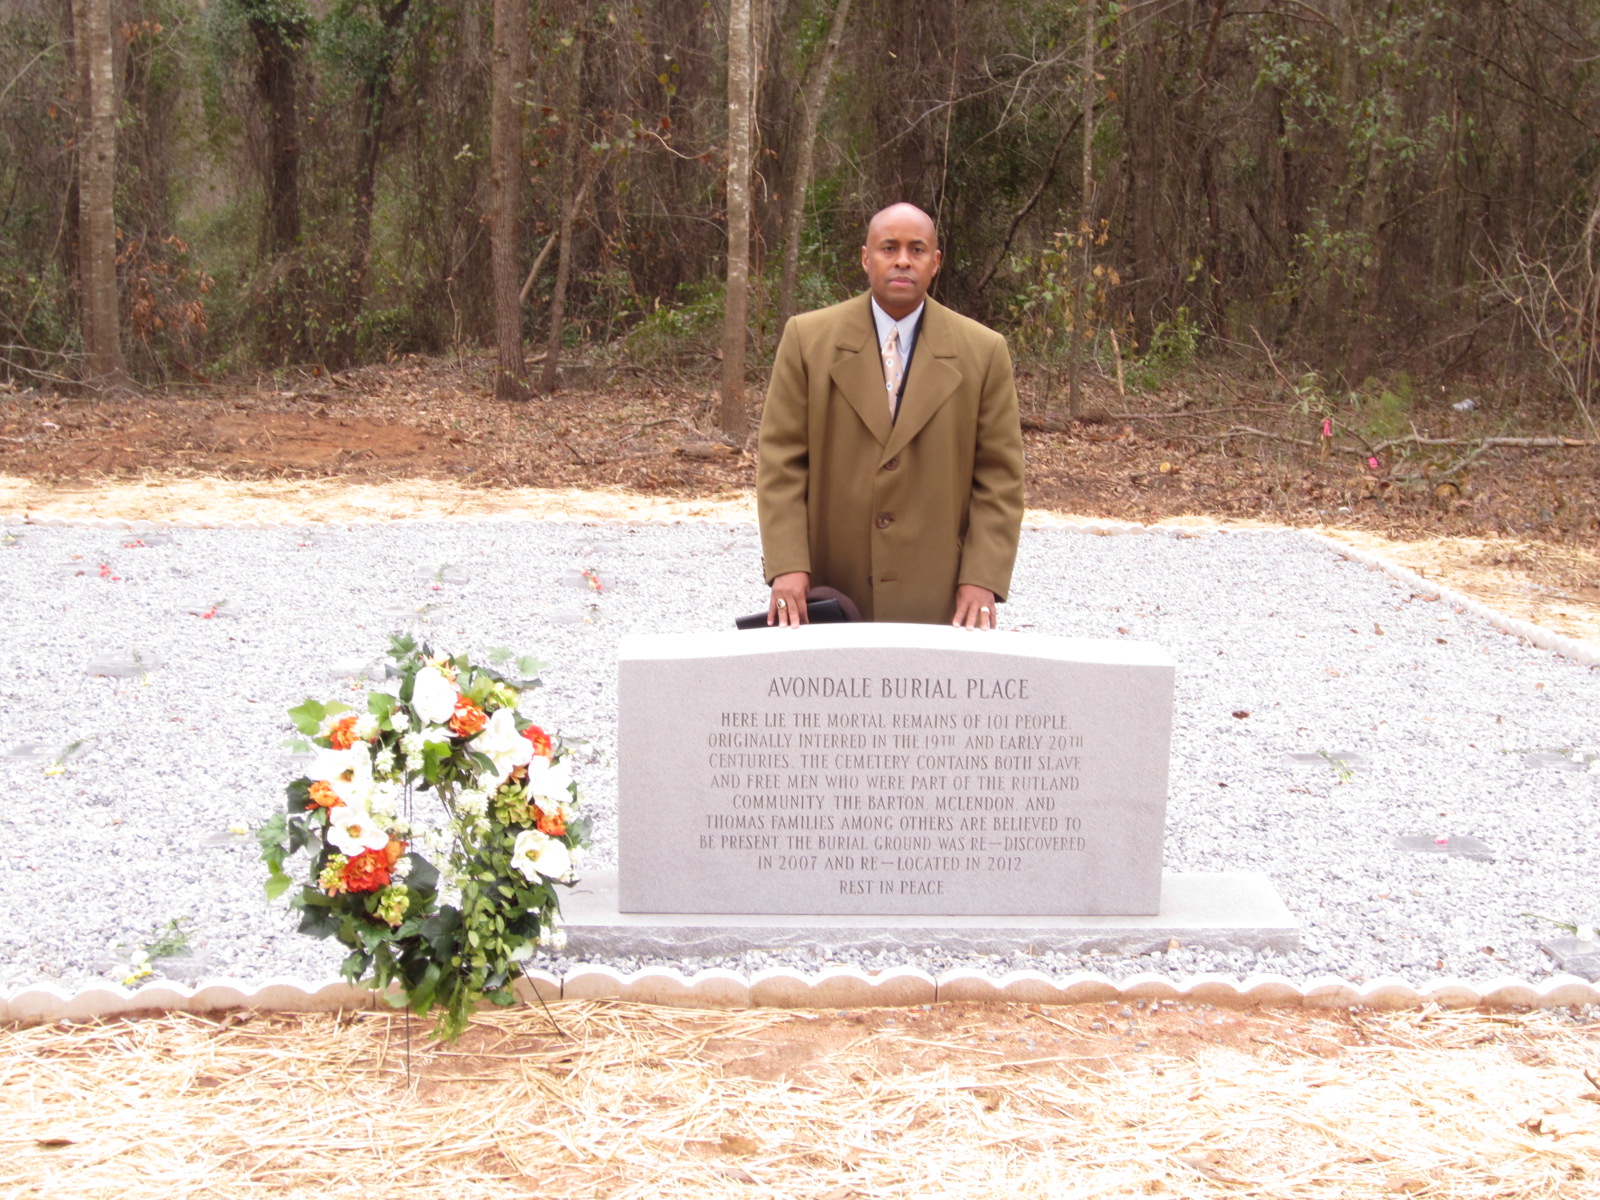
[861,203,942,319]
[865,203,939,248]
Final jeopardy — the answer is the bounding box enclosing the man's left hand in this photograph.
[952,584,997,630]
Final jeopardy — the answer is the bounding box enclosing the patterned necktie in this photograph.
[882,326,905,419]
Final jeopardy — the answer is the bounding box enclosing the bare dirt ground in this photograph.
[4,1002,1598,1199]
[4,361,1599,1195]
[3,355,1598,645]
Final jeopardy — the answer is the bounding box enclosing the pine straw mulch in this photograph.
[4,1000,1599,1199]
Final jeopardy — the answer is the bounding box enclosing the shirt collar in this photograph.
[870,297,924,353]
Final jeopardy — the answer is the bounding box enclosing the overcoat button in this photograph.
[883,456,900,471]
[876,513,893,529]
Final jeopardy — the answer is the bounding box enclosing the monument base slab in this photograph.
[560,870,1299,959]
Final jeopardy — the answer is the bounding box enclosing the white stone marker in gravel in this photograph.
[618,623,1176,916]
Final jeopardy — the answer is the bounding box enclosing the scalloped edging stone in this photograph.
[3,969,1599,1024]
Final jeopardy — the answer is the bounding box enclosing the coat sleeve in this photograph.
[956,331,1026,601]
[756,319,813,583]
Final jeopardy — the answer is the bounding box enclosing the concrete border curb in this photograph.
[4,969,1596,1024]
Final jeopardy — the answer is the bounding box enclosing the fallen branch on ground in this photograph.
[608,416,707,448]
[1369,434,1591,452]
[1164,426,1593,456]
[1107,406,1286,422]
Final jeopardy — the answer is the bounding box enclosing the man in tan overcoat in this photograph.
[757,202,1025,627]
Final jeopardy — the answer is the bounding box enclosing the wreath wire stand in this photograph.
[402,777,569,1082]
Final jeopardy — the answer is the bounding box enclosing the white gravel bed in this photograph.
[0,519,1594,994]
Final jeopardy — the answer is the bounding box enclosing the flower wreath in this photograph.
[256,634,586,1040]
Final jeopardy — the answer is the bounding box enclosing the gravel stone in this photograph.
[1,521,1595,992]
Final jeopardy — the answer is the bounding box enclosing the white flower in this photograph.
[399,731,424,756]
[373,747,396,774]
[404,754,423,773]
[411,665,459,726]
[417,827,451,858]
[307,745,373,807]
[469,707,533,785]
[368,780,400,823]
[389,709,410,733]
[421,726,452,745]
[328,804,390,856]
[354,713,380,740]
[510,829,573,883]
[456,788,488,818]
[525,755,573,804]
[538,927,568,951]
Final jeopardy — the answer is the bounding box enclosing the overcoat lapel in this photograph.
[826,295,893,447]
[883,298,961,463]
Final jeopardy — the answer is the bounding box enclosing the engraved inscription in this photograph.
[698,692,1092,895]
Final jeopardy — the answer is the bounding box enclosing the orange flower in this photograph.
[309,781,342,809]
[327,714,359,750]
[521,724,552,758]
[536,809,567,838]
[383,838,407,866]
[342,848,392,893]
[449,696,488,736]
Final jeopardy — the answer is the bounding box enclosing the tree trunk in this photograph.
[721,0,754,439]
[776,0,851,333]
[489,0,529,402]
[73,0,124,385]
[1321,0,1358,372]
[245,2,303,262]
[239,0,305,357]
[1067,0,1095,421]
[543,32,588,396]
[1122,3,1161,350]
[338,0,413,367]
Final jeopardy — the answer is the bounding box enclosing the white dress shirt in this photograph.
[869,297,924,376]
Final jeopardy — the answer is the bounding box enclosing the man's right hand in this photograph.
[768,572,811,626]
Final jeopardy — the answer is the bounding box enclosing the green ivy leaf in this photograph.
[255,812,287,858]
[404,854,439,893]
[285,777,313,813]
[288,698,329,736]
[421,739,450,783]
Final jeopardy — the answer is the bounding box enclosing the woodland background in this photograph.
[5,0,1600,437]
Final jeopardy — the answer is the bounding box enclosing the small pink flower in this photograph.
[1367,456,1379,470]
[1321,419,1332,437]
[1434,835,1449,845]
